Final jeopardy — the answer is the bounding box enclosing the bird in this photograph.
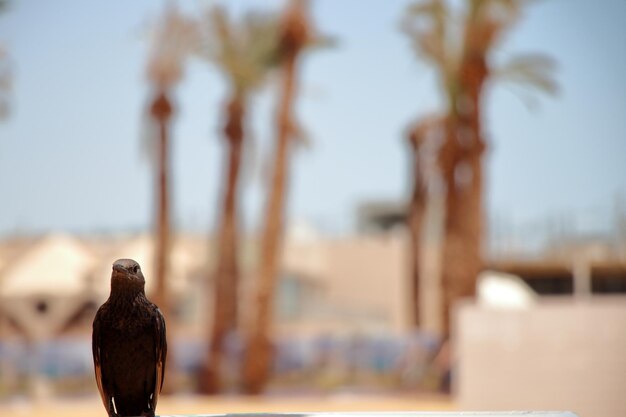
[92,259,167,417]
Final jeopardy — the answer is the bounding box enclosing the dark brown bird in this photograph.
[92,259,167,417]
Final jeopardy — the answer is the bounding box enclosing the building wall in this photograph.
[324,235,411,334]
[455,296,626,417]
[273,233,412,337]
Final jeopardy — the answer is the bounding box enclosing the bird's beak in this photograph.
[112,264,126,274]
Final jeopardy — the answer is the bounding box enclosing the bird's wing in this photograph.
[92,310,111,415]
[150,307,167,411]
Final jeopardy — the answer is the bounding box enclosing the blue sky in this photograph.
[0,0,624,238]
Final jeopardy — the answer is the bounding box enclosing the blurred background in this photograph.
[0,0,625,416]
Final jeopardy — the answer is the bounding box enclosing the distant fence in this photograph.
[0,331,447,398]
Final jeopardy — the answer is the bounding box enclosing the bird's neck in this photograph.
[109,280,146,303]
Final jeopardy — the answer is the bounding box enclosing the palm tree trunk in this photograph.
[241,0,309,394]
[199,95,245,394]
[407,124,428,327]
[150,90,176,392]
[241,54,297,394]
[439,42,488,336]
[439,140,484,336]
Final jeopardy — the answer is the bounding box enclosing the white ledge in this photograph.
[159,412,579,417]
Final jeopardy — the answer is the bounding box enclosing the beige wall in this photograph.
[324,235,411,334]
[276,233,412,336]
[455,297,626,417]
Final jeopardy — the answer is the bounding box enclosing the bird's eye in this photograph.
[133,265,139,274]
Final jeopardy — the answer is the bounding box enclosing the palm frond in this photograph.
[464,0,522,55]
[402,0,448,66]
[241,11,282,83]
[197,6,281,95]
[305,34,337,51]
[209,7,242,86]
[494,53,559,96]
[402,0,461,85]
[147,5,198,87]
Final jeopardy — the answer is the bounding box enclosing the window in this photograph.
[276,273,324,321]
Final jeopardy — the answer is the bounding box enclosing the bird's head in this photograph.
[111,258,146,293]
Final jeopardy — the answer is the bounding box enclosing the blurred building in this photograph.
[1,212,625,342]
[0,228,412,344]
[358,199,626,297]
[0,234,99,342]
[0,233,207,342]
[0,213,625,402]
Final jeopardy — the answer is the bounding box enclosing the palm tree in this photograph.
[406,115,444,326]
[403,0,557,335]
[0,1,11,392]
[0,47,9,121]
[0,0,11,121]
[241,0,312,395]
[146,5,196,391]
[195,6,281,394]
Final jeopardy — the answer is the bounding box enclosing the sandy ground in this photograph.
[0,393,455,416]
